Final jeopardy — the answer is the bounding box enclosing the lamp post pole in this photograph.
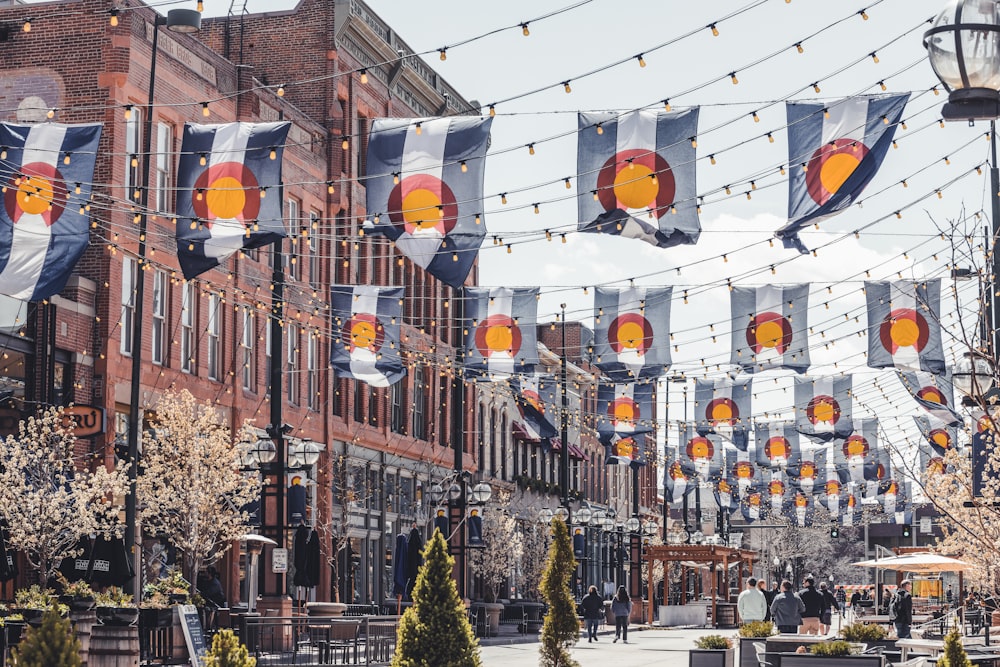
[266,237,286,599]
[453,287,467,599]
[124,8,200,602]
[560,304,570,518]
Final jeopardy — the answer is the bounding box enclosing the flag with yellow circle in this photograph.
[694,376,752,450]
[794,376,853,441]
[730,284,810,373]
[866,279,945,374]
[463,287,539,380]
[591,286,672,381]
[0,122,102,300]
[330,285,405,387]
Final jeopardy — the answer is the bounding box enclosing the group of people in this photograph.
[738,577,915,639]
[580,585,633,644]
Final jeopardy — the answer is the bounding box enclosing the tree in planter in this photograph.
[204,629,257,667]
[538,518,579,667]
[391,530,480,667]
[937,624,971,667]
[0,405,129,583]
[136,389,261,586]
[467,490,522,602]
[12,607,82,667]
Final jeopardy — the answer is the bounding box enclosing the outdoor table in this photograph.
[897,638,946,660]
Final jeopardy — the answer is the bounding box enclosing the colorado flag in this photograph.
[591,286,671,381]
[463,287,539,379]
[778,93,909,253]
[866,280,945,374]
[365,117,492,288]
[175,122,291,279]
[330,285,405,387]
[0,122,102,300]
[730,284,810,373]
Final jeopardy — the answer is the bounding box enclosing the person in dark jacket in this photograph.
[611,586,632,643]
[760,579,776,622]
[770,580,805,633]
[819,582,839,634]
[890,580,914,639]
[798,576,824,634]
[581,585,605,643]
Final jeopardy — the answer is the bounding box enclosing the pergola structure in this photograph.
[646,544,758,625]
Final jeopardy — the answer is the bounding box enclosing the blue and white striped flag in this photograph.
[0,122,102,300]
[175,122,291,279]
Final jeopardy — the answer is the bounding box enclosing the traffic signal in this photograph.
[902,524,912,538]
[830,526,839,539]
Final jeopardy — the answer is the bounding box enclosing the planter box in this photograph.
[739,637,771,667]
[690,648,736,667]
[780,654,883,667]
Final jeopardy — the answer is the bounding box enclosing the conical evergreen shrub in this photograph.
[538,518,580,667]
[937,623,971,667]
[390,528,481,667]
[204,629,256,667]
[12,607,81,667]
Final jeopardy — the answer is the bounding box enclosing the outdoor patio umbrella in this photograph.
[392,532,407,597]
[405,526,423,598]
[86,534,134,586]
[57,536,92,583]
[852,553,972,572]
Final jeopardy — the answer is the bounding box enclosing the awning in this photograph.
[549,438,587,460]
[512,421,541,443]
[852,553,971,572]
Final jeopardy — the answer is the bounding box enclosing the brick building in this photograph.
[0,0,478,607]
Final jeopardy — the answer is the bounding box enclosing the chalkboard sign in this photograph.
[177,604,209,666]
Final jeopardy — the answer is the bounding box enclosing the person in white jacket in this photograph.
[738,577,768,625]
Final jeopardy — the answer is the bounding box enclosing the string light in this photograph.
[795,43,804,54]
[563,81,572,93]
[527,143,535,155]
[533,203,540,214]
[488,105,496,117]
[342,138,349,150]
[521,22,530,36]
[269,147,277,160]
[197,0,204,11]
[439,48,447,61]
[359,69,368,85]
[46,108,55,119]
[767,132,774,143]
[124,105,132,120]
[752,111,759,122]
[870,52,879,64]
[663,99,671,112]
[460,161,468,173]
[730,72,739,85]
[564,178,571,189]
[110,8,119,26]
[596,123,603,135]
[500,193,508,205]
[22,18,31,33]
[859,9,869,20]
[709,23,719,36]
[690,137,697,148]
[813,83,821,93]
[636,54,646,68]
[592,191,598,201]
[277,83,286,96]
[709,155,716,165]
[415,122,423,135]
[879,81,887,91]
[201,102,210,117]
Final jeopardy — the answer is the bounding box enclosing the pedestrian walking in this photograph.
[738,577,768,625]
[798,576,824,635]
[760,580,775,622]
[890,580,913,639]
[770,580,805,634]
[581,585,604,643]
[835,585,846,611]
[611,586,632,643]
[818,582,840,635]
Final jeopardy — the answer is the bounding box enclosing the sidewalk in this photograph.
[479,625,744,667]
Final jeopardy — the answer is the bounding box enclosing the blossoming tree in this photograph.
[0,405,129,582]
[136,389,261,585]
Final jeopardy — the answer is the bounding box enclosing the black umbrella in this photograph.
[58,536,92,583]
[405,527,423,598]
[0,528,17,583]
[292,525,316,588]
[86,535,133,586]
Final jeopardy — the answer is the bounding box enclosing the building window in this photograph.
[309,211,321,289]
[367,384,378,426]
[390,381,405,434]
[120,257,136,356]
[490,409,497,478]
[124,106,142,199]
[306,331,318,411]
[353,381,364,423]
[151,269,167,365]
[438,378,448,447]
[477,404,485,470]
[287,323,299,405]
[180,282,195,373]
[286,198,300,281]
[154,122,173,213]
[412,371,426,440]
[207,293,221,381]
[264,322,272,395]
[241,307,254,391]
[501,414,508,481]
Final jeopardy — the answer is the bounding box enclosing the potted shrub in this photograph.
[839,621,894,653]
[779,639,883,667]
[203,629,255,666]
[13,586,66,627]
[141,569,190,628]
[94,587,139,627]
[738,621,774,667]
[691,634,736,667]
[56,577,96,612]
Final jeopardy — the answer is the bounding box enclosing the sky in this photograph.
[71,0,997,479]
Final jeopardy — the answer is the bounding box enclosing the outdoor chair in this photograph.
[753,641,777,667]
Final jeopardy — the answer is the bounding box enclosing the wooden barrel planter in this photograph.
[89,624,139,667]
[70,609,97,667]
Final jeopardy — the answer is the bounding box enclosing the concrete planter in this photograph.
[690,648,736,667]
[305,602,347,617]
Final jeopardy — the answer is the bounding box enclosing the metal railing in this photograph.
[238,615,400,666]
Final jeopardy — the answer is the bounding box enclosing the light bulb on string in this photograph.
[637,54,646,68]
[110,8,119,26]
[795,43,803,54]
[709,23,719,36]
[521,22,530,36]
[439,48,447,61]
[202,102,210,117]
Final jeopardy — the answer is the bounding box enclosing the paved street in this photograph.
[480,626,744,667]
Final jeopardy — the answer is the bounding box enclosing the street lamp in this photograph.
[123,6,201,601]
[537,508,554,524]
[470,482,493,505]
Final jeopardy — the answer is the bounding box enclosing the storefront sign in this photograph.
[63,405,105,437]
[272,548,288,573]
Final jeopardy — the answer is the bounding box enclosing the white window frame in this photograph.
[307,331,318,411]
[265,321,272,396]
[120,257,137,356]
[151,269,167,365]
[287,198,300,280]
[153,122,173,214]
[124,106,142,199]
[207,293,221,381]
[181,282,195,374]
[241,307,255,391]
[287,323,299,405]
[309,211,321,289]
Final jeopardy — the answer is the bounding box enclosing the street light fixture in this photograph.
[554,506,570,523]
[924,0,1000,121]
[625,517,640,534]
[470,482,493,505]
[575,507,592,525]
[537,508,554,524]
